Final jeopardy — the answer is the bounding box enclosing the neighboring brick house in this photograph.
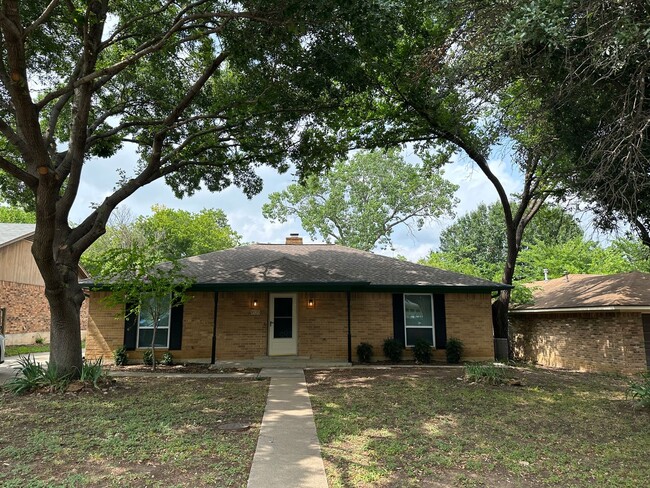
[510,272,650,373]
[0,224,89,345]
[85,235,508,364]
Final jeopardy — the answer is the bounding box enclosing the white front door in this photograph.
[268,294,297,356]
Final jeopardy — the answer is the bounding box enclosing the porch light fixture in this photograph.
[252,298,259,308]
[307,298,315,309]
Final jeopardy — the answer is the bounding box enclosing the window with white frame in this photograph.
[403,294,434,347]
[137,294,171,348]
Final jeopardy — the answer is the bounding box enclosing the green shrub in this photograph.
[113,346,128,366]
[446,337,464,364]
[4,355,46,394]
[4,355,71,394]
[41,362,72,392]
[382,338,403,363]
[627,372,650,408]
[464,363,507,385]
[143,349,155,366]
[34,335,45,345]
[161,352,174,366]
[80,358,105,388]
[356,342,373,363]
[413,339,432,364]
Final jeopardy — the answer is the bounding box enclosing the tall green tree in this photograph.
[460,0,650,245]
[518,236,650,281]
[0,0,369,376]
[332,1,566,338]
[0,204,35,223]
[424,202,582,281]
[81,205,240,277]
[262,149,458,251]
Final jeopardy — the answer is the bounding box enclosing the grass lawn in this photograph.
[306,366,650,488]
[0,376,268,487]
[5,344,50,357]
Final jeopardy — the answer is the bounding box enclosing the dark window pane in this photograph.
[274,297,292,317]
[138,328,169,348]
[406,328,433,347]
[274,317,293,338]
[404,294,433,327]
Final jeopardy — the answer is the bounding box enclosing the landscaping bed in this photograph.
[306,366,650,487]
[0,376,268,487]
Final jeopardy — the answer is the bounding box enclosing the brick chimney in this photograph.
[285,233,303,245]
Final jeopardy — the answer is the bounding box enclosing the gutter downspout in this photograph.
[347,291,352,363]
[211,292,219,364]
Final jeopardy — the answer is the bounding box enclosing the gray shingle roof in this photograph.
[0,223,35,249]
[178,244,508,291]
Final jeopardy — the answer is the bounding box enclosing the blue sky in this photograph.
[69,146,523,262]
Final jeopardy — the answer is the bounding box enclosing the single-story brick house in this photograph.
[0,223,89,345]
[510,272,650,373]
[85,235,509,363]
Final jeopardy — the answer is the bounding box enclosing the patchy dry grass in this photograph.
[306,366,650,488]
[0,377,268,487]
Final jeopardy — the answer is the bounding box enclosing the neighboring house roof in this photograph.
[0,223,89,278]
[511,272,650,312]
[172,243,509,292]
[0,223,35,249]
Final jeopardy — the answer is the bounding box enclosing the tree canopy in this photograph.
[0,204,35,223]
[262,149,458,251]
[423,201,583,281]
[81,205,240,277]
[0,0,375,376]
[460,0,650,244]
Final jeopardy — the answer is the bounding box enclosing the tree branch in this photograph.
[24,0,61,38]
[0,154,38,187]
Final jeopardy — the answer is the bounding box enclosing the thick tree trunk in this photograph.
[46,283,85,378]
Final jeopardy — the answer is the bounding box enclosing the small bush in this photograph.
[113,346,128,366]
[161,352,173,366]
[446,337,464,364]
[80,358,105,388]
[4,355,46,394]
[464,363,507,385]
[4,355,71,394]
[41,362,72,392]
[413,339,432,364]
[382,338,404,363]
[356,342,373,363]
[34,336,45,345]
[627,372,650,408]
[143,349,155,366]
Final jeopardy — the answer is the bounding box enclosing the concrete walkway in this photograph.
[248,368,328,488]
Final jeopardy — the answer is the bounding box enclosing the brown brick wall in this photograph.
[350,292,394,360]
[216,291,268,360]
[298,292,348,359]
[86,291,216,363]
[0,280,88,341]
[85,291,124,359]
[445,293,494,361]
[510,311,648,373]
[86,290,495,363]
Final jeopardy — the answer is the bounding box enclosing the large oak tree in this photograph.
[0,0,366,376]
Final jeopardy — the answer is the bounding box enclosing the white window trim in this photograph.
[136,295,172,349]
[403,293,436,348]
